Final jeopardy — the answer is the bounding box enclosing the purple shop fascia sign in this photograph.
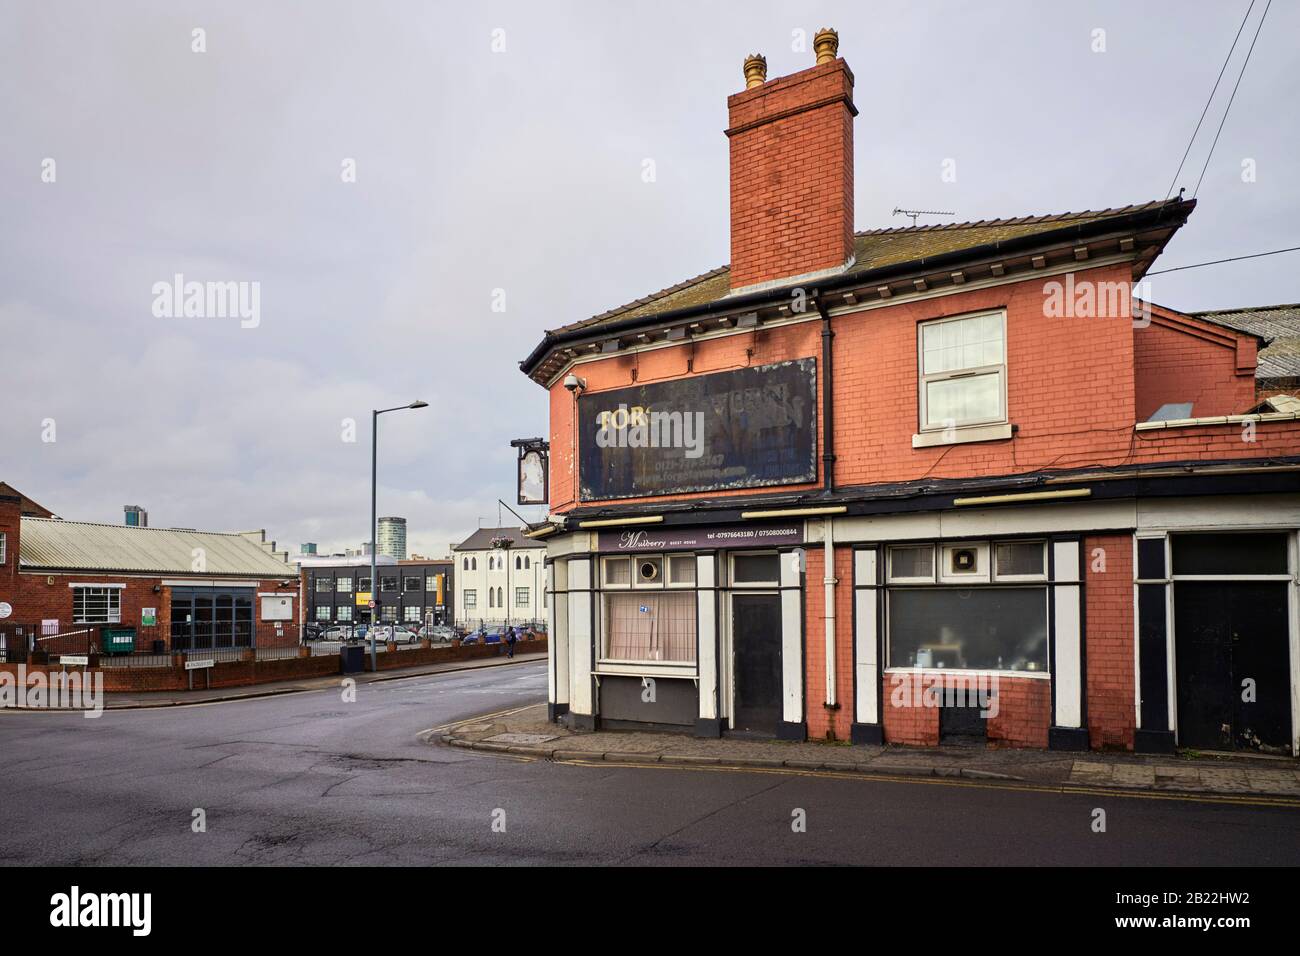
[596,524,804,553]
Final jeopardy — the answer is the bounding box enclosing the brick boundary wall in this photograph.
[363,637,548,671]
[0,638,548,695]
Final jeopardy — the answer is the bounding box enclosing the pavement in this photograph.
[440,702,1300,802]
[2,659,1298,865]
[5,651,548,710]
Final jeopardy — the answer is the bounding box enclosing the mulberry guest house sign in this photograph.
[597,524,804,553]
[578,358,817,500]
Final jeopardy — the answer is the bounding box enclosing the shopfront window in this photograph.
[888,587,1047,672]
[603,591,696,663]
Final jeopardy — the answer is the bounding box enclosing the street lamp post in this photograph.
[370,400,428,672]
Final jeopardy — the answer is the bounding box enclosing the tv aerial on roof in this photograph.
[892,208,955,227]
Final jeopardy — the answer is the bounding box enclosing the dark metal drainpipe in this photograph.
[813,292,836,494]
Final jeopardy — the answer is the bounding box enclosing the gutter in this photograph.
[519,198,1196,377]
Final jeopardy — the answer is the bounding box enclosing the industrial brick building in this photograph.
[0,488,300,658]
[520,31,1300,755]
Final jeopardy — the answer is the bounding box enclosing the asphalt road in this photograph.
[1,660,1297,866]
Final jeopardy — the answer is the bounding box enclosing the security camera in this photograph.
[563,373,586,393]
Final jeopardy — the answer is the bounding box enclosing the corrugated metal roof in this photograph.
[1196,304,1300,382]
[19,518,297,577]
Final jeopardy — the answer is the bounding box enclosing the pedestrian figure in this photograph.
[505,626,519,658]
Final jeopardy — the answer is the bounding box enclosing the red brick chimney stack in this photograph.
[726,28,857,291]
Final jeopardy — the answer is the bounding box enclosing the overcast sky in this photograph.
[2,0,1296,557]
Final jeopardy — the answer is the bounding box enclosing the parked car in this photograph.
[369,625,419,644]
[319,625,354,642]
[418,625,456,642]
[478,625,509,644]
[303,622,326,641]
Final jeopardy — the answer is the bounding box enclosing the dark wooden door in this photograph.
[732,593,782,735]
[1175,581,1291,753]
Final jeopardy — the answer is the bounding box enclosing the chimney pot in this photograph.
[742,54,767,89]
[813,28,839,64]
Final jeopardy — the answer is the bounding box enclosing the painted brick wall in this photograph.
[1134,312,1256,421]
[803,545,853,741]
[726,59,855,290]
[1084,533,1135,750]
[881,674,1049,748]
[547,262,1298,513]
[549,319,823,511]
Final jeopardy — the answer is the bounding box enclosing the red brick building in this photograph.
[521,31,1300,755]
[0,488,300,659]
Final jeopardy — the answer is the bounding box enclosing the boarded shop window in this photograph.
[1171,533,1288,575]
[603,591,696,663]
[731,552,779,586]
[72,586,121,624]
[888,587,1047,672]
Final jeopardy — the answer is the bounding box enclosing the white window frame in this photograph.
[728,551,781,588]
[917,310,1008,433]
[938,541,992,585]
[601,556,633,590]
[72,585,122,624]
[336,577,353,593]
[464,589,477,609]
[0,530,6,565]
[886,544,936,584]
[992,540,1049,583]
[666,553,696,588]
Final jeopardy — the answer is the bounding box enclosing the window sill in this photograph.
[912,422,1013,449]
[883,666,1050,680]
[595,661,698,679]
